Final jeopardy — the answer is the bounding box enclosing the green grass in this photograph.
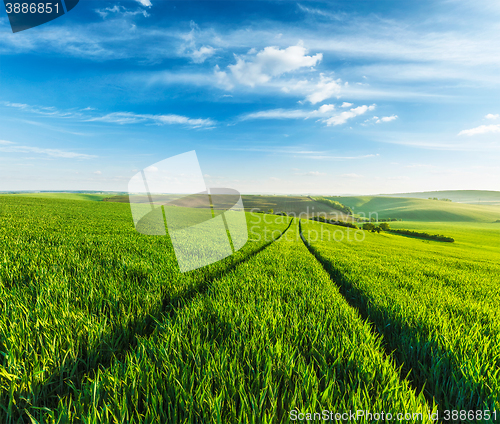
[1,195,498,422]
[332,195,500,222]
[0,196,289,422]
[301,218,500,417]
[41,223,437,423]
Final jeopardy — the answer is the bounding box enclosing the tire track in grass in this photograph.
[50,219,433,422]
[299,219,500,419]
[161,218,294,318]
[7,219,294,421]
[297,220,438,416]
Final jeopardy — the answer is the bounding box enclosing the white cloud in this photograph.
[135,0,152,6]
[179,22,217,64]
[341,102,353,108]
[214,65,234,89]
[306,74,341,104]
[0,140,96,159]
[94,171,102,175]
[376,115,398,123]
[318,104,335,113]
[227,45,322,87]
[458,124,500,136]
[324,104,376,126]
[190,46,216,64]
[485,114,500,120]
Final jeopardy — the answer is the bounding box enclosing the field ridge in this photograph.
[297,220,435,412]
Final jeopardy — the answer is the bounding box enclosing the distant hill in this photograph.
[3,192,118,201]
[380,190,500,205]
[331,196,500,222]
[104,194,351,219]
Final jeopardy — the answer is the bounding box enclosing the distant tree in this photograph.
[363,223,375,231]
[379,222,390,231]
[268,208,274,214]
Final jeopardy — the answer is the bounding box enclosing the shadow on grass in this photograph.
[298,220,491,415]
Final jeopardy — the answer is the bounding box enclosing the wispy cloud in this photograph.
[3,101,215,129]
[294,170,327,176]
[95,5,150,19]
[297,4,346,21]
[241,103,375,127]
[304,154,379,160]
[0,140,96,159]
[86,112,215,128]
[178,21,217,63]
[486,113,499,120]
[340,173,363,178]
[3,102,80,118]
[324,104,376,126]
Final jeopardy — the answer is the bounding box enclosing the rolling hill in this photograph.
[380,190,500,205]
[331,196,500,222]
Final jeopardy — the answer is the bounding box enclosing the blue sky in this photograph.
[1,0,499,194]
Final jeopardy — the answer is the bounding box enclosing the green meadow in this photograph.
[0,193,499,423]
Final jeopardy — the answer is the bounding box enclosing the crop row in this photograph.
[300,219,500,418]
[0,196,290,422]
[42,223,432,423]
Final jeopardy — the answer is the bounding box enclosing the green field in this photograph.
[300,218,500,414]
[1,195,499,422]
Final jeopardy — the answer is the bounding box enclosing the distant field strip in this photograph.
[300,219,500,416]
[41,223,432,423]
